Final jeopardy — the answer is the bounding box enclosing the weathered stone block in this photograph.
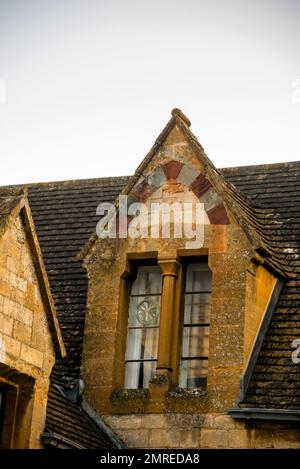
[0,311,14,336]
[274,431,300,448]
[165,413,204,429]
[142,414,167,429]
[104,414,142,429]
[31,314,46,351]
[228,429,250,448]
[118,429,150,448]
[17,277,27,293]
[25,283,36,311]
[20,344,43,368]
[6,255,19,274]
[200,429,228,448]
[1,333,21,358]
[9,272,20,290]
[148,429,181,448]
[211,414,238,430]
[251,429,274,448]
[0,278,11,299]
[178,429,200,448]
[2,297,32,326]
[13,320,31,344]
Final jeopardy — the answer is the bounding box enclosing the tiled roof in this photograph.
[2,158,298,445]
[27,160,300,412]
[222,161,300,408]
[28,177,129,381]
[43,384,121,449]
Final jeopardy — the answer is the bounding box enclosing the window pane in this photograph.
[179,359,208,388]
[128,296,161,327]
[180,263,211,389]
[131,265,162,295]
[182,326,210,358]
[124,264,162,389]
[186,263,211,293]
[124,361,156,389]
[125,327,159,361]
[184,293,211,324]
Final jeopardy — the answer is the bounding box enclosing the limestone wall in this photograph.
[0,215,56,448]
[103,413,300,449]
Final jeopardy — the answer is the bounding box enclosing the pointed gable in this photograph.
[0,189,65,357]
[80,109,292,281]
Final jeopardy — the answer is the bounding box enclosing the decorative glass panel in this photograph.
[128,297,161,327]
[124,265,162,389]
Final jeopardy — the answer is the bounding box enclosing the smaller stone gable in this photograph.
[0,207,58,448]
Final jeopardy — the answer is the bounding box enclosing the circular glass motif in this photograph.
[136,299,159,326]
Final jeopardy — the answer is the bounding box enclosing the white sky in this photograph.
[0,0,299,185]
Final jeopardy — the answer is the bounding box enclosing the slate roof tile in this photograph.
[222,161,300,408]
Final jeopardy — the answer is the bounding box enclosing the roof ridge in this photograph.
[222,160,300,173]
[1,163,299,192]
[0,175,130,190]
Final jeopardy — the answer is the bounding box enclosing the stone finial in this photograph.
[171,108,191,127]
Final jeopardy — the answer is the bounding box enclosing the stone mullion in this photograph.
[156,257,181,376]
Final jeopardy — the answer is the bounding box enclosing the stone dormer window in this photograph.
[121,257,211,391]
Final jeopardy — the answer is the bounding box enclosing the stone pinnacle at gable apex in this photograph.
[171,108,191,127]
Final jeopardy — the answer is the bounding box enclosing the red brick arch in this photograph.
[131,160,230,225]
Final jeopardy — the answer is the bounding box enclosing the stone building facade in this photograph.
[1,109,300,448]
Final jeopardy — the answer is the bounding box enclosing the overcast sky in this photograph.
[0,0,299,185]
